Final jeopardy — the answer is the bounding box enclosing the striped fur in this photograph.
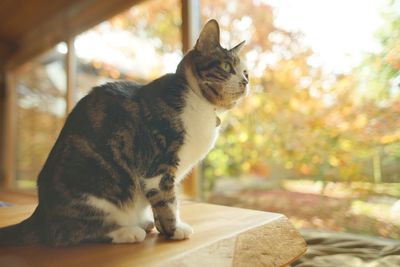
[0,19,248,246]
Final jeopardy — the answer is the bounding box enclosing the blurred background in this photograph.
[0,0,399,241]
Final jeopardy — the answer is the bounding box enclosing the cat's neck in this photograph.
[179,59,227,117]
[183,66,216,109]
[182,67,223,127]
[183,67,204,99]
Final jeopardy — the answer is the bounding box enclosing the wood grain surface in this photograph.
[0,202,306,267]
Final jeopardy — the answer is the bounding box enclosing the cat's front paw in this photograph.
[108,226,146,244]
[170,222,193,240]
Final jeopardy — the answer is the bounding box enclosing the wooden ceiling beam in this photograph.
[0,38,17,67]
[5,0,145,70]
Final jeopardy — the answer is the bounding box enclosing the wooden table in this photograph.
[0,202,306,267]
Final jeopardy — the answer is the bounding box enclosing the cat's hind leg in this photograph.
[44,216,116,247]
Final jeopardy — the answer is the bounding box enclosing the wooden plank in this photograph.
[233,218,306,266]
[5,0,145,70]
[2,71,17,189]
[0,0,71,41]
[0,190,37,205]
[167,217,307,267]
[0,0,33,37]
[0,202,306,267]
[181,0,202,199]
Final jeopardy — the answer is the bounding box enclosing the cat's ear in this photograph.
[230,40,246,54]
[195,19,220,52]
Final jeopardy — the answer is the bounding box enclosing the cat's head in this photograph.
[178,19,249,109]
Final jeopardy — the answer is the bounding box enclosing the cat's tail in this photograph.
[0,207,42,245]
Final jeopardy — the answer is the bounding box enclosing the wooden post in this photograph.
[0,72,6,188]
[66,39,77,114]
[181,0,200,53]
[3,71,17,189]
[181,0,202,200]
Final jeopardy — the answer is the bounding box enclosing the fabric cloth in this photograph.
[291,230,400,267]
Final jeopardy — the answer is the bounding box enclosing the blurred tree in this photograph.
[358,0,400,101]
[16,50,66,187]
[110,0,182,52]
[200,0,400,191]
[15,0,399,190]
[355,0,400,183]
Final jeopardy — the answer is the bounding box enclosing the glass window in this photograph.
[201,0,400,239]
[15,44,66,189]
[75,0,182,100]
[12,0,183,190]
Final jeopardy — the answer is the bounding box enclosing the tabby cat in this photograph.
[0,19,248,246]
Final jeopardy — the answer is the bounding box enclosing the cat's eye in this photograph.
[220,62,231,73]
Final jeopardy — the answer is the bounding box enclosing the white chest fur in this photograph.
[176,89,219,182]
[86,89,219,228]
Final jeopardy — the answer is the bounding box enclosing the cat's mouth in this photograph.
[199,82,247,109]
[226,91,245,99]
[226,86,248,100]
[218,88,247,109]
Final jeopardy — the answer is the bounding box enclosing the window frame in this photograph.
[1,0,201,198]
